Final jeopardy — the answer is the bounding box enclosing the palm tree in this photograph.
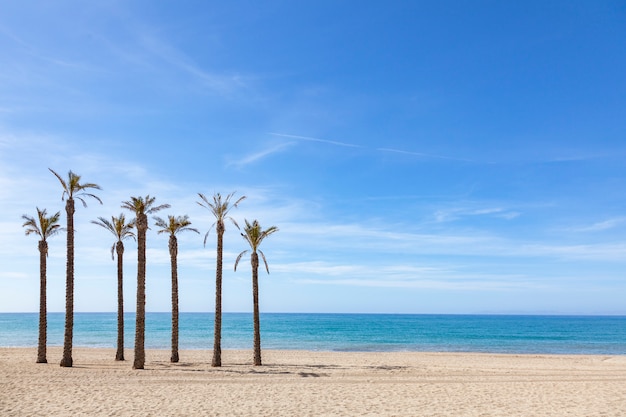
[22,208,63,364]
[197,192,246,367]
[50,169,102,368]
[91,214,136,361]
[234,220,278,366]
[121,196,170,369]
[154,215,199,363]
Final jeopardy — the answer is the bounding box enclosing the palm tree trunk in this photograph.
[170,236,179,363]
[212,222,224,367]
[37,240,47,364]
[251,252,262,366]
[60,199,75,368]
[134,213,147,370]
[116,241,125,361]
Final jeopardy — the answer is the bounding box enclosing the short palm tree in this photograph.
[22,208,63,364]
[234,219,278,366]
[197,192,246,367]
[50,169,102,368]
[154,215,199,363]
[121,195,170,370]
[91,214,136,361]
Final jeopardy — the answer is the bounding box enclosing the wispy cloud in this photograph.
[268,133,481,163]
[519,242,626,261]
[0,23,98,74]
[136,32,246,94]
[568,217,626,233]
[92,26,246,96]
[281,261,550,291]
[434,207,520,223]
[378,147,476,162]
[296,277,535,291]
[0,24,36,54]
[269,133,361,148]
[227,142,295,168]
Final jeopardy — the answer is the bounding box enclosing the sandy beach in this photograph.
[1,347,625,416]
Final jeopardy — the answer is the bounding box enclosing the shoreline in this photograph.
[3,345,626,356]
[2,347,626,416]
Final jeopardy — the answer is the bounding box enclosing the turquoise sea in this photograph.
[0,313,625,355]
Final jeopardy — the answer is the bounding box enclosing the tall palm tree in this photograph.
[50,169,102,368]
[234,220,278,366]
[22,208,63,364]
[122,196,170,369]
[154,215,199,363]
[91,214,135,361]
[197,192,246,367]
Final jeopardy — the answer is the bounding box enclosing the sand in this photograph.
[1,347,625,416]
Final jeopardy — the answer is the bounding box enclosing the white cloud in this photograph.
[569,217,626,233]
[227,142,295,168]
[269,132,361,148]
[0,271,29,280]
[137,32,247,94]
[287,262,550,291]
[433,206,521,223]
[377,147,475,162]
[519,242,626,261]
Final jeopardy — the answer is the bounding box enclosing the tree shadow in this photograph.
[298,371,327,377]
[145,360,407,377]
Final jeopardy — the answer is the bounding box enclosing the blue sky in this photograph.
[1,1,625,314]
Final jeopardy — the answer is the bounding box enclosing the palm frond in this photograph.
[154,214,200,236]
[240,231,253,248]
[49,168,69,200]
[198,191,245,220]
[21,214,40,237]
[235,219,278,275]
[122,195,169,215]
[146,203,171,214]
[196,192,213,211]
[228,216,241,230]
[50,168,102,206]
[77,193,103,207]
[93,214,135,240]
[114,214,136,240]
[79,182,102,191]
[259,250,270,274]
[234,250,249,271]
[198,191,245,243]
[233,195,246,207]
[202,224,216,246]
[22,207,63,240]
[153,216,168,232]
[92,217,115,234]
[93,214,136,259]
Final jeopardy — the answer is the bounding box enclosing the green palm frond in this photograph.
[22,207,63,254]
[235,219,278,274]
[233,249,249,271]
[241,219,278,251]
[92,214,136,260]
[197,191,246,246]
[48,169,68,199]
[154,215,200,236]
[122,195,170,216]
[258,250,270,274]
[49,168,102,206]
